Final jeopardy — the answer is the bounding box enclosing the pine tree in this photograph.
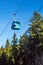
[26,11,43,65]
[12,33,18,46]
[5,39,10,48]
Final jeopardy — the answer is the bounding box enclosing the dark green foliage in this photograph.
[5,39,11,48]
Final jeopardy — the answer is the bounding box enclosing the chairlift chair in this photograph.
[11,20,21,30]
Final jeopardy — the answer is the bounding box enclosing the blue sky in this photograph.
[0,0,43,47]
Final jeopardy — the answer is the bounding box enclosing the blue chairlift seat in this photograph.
[11,21,21,30]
